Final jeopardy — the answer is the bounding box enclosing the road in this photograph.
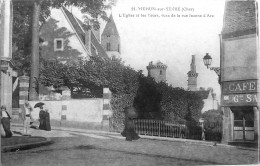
[2,128,259,166]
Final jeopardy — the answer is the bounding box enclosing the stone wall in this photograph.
[28,99,103,123]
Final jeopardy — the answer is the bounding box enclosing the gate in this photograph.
[233,107,254,141]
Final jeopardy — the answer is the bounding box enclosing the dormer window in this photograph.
[54,38,64,51]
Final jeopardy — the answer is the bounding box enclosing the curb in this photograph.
[1,137,53,153]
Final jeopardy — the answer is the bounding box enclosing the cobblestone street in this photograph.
[2,126,259,166]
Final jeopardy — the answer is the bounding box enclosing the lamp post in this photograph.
[203,53,221,84]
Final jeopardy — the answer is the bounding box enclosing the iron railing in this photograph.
[110,118,222,141]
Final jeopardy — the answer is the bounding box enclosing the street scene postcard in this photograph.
[0,0,259,165]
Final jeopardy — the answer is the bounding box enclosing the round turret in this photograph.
[147,61,167,83]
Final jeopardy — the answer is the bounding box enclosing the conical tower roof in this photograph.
[102,14,119,36]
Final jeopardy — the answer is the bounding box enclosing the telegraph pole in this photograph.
[29,1,41,100]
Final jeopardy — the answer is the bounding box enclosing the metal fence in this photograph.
[133,119,188,138]
[110,118,222,141]
[133,119,208,140]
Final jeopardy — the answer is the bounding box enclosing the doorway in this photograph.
[232,107,254,141]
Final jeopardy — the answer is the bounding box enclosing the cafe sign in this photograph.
[222,80,258,106]
[222,80,257,94]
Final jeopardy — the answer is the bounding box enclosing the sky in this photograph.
[72,0,226,100]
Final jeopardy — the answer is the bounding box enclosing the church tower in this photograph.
[101,14,120,60]
[147,61,167,83]
[187,55,198,91]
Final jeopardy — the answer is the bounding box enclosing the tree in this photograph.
[133,76,162,119]
[202,109,223,123]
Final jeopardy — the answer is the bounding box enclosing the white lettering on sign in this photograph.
[228,81,256,92]
[223,96,229,100]
[223,94,258,105]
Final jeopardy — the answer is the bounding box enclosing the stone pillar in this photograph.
[222,107,233,143]
[19,75,30,118]
[102,87,112,131]
[253,107,259,141]
[0,0,12,59]
[61,104,67,121]
[0,0,12,111]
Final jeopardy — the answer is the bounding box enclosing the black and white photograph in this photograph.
[0,0,259,165]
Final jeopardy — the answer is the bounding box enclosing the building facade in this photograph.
[220,0,259,144]
[146,61,167,83]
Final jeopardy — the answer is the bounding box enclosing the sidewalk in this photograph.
[1,123,53,152]
[2,122,258,153]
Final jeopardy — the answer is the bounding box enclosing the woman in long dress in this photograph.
[1,105,12,137]
[45,109,51,131]
[39,106,46,130]
[121,107,140,141]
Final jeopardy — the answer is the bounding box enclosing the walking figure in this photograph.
[121,107,140,141]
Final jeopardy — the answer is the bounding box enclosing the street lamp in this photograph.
[202,53,212,69]
[203,53,221,84]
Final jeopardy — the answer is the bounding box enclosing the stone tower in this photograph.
[187,55,198,91]
[147,61,167,83]
[101,14,120,59]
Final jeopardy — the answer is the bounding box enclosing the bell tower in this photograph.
[101,14,120,60]
[187,55,198,91]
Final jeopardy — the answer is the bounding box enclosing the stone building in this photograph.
[146,61,167,83]
[220,0,259,145]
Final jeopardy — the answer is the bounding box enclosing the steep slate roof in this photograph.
[62,6,109,60]
[221,0,257,38]
[91,31,109,59]
[62,6,85,44]
[101,14,119,36]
